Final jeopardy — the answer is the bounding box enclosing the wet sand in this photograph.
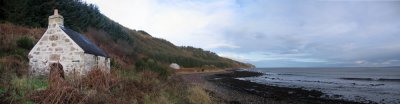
[179,70,364,104]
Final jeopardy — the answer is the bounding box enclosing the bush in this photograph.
[110,58,121,69]
[16,36,34,50]
[135,58,171,78]
[81,68,116,92]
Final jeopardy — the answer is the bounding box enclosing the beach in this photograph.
[179,69,363,104]
[179,70,275,104]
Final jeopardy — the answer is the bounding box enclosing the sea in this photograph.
[244,67,400,104]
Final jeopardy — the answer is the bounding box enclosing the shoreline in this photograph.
[179,70,274,104]
[179,69,365,104]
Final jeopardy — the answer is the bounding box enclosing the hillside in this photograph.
[0,0,253,74]
[0,0,253,103]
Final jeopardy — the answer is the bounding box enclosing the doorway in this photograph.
[49,63,65,79]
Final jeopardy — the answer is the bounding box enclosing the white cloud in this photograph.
[84,0,238,50]
[355,60,366,64]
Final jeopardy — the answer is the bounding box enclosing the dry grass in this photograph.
[1,62,210,104]
[30,66,82,104]
[0,55,28,77]
[27,68,195,104]
[187,85,212,104]
[30,86,82,104]
[0,23,44,51]
[29,68,115,104]
[81,68,117,92]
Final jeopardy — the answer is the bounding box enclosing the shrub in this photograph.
[135,58,171,78]
[110,58,121,69]
[81,68,116,92]
[16,36,34,50]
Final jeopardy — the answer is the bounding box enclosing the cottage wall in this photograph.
[29,27,85,75]
[82,54,110,74]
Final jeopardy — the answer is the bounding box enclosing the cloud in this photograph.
[355,60,366,64]
[221,1,400,67]
[84,0,400,67]
[84,0,238,49]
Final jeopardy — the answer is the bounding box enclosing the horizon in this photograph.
[255,65,400,68]
[83,0,400,67]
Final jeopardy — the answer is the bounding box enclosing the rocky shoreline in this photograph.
[207,70,365,104]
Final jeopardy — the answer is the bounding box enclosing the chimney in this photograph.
[54,9,59,15]
[48,9,64,28]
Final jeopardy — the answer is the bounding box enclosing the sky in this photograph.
[83,0,400,67]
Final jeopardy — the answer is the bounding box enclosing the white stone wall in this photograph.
[28,26,85,76]
[82,54,110,74]
[83,54,96,74]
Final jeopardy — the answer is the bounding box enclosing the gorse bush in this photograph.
[16,36,34,50]
[135,58,171,78]
[110,58,121,69]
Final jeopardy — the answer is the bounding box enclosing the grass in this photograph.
[187,85,212,104]
[5,76,47,103]
[115,69,140,81]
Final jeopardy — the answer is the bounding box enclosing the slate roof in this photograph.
[60,27,109,57]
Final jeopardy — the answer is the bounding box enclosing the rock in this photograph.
[169,63,180,69]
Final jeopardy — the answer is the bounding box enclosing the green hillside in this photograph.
[0,0,253,74]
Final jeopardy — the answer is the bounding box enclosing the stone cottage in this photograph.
[28,9,110,76]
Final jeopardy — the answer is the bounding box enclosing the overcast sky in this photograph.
[84,0,400,67]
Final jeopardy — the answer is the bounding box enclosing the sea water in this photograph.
[244,67,400,104]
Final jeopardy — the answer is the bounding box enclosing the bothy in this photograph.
[28,9,110,76]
